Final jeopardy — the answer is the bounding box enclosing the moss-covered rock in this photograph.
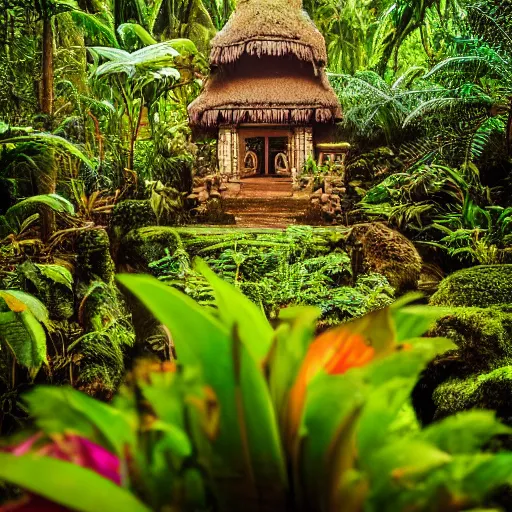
[433,366,512,426]
[347,222,422,292]
[412,307,512,426]
[109,200,157,243]
[430,265,512,307]
[76,228,115,283]
[118,227,181,272]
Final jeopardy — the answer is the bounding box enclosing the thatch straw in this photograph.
[210,0,327,66]
[188,73,342,127]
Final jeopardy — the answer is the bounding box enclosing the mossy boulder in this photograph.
[76,228,115,283]
[118,227,181,272]
[73,281,135,400]
[347,222,422,292]
[430,265,512,308]
[433,366,512,426]
[412,307,512,426]
[109,200,157,243]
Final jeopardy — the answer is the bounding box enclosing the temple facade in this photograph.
[188,0,342,179]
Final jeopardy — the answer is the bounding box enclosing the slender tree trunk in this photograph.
[40,10,57,242]
[41,14,54,118]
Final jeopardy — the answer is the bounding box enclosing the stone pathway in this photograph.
[223,176,310,228]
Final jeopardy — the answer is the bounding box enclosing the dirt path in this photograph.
[223,176,310,228]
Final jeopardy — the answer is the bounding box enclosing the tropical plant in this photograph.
[0,289,49,383]
[88,39,200,173]
[2,267,512,511]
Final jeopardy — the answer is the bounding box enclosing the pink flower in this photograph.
[1,433,121,511]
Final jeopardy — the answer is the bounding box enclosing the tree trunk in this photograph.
[41,14,53,118]
[39,11,57,242]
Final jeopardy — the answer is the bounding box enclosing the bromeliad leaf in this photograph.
[195,258,274,364]
[117,274,288,504]
[23,386,135,455]
[0,452,150,512]
[420,410,512,455]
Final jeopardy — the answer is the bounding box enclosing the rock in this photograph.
[192,187,204,194]
[219,184,228,192]
[76,228,115,284]
[321,193,330,204]
[118,227,181,272]
[310,198,319,205]
[430,265,512,308]
[210,190,221,199]
[187,193,199,200]
[313,188,323,197]
[198,190,210,202]
[347,223,422,292]
[412,306,512,427]
[109,200,157,243]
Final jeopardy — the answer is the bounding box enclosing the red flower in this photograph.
[286,327,375,447]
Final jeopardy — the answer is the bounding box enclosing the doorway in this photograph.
[243,137,265,175]
[269,137,288,174]
[240,127,291,176]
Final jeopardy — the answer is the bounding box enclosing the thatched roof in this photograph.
[188,70,342,127]
[210,0,327,66]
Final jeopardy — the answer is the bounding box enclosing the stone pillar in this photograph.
[292,126,314,173]
[218,126,239,180]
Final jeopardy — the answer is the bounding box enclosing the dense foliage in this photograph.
[2,0,512,510]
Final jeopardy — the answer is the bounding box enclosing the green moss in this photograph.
[109,200,157,243]
[430,265,512,308]
[76,228,115,283]
[118,227,181,272]
[430,307,512,369]
[433,366,512,425]
[413,306,512,425]
[72,282,135,399]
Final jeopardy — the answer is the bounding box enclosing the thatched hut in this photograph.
[188,0,342,178]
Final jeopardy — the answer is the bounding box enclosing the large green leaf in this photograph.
[0,452,149,512]
[392,304,451,342]
[0,309,47,376]
[420,410,512,455]
[357,377,415,466]
[23,386,134,456]
[299,372,365,510]
[117,274,287,507]
[0,289,50,327]
[36,263,73,290]
[269,306,320,427]
[5,194,75,230]
[196,258,274,363]
[0,134,94,169]
[88,46,131,61]
[117,23,157,46]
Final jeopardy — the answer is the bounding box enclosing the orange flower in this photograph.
[286,327,375,448]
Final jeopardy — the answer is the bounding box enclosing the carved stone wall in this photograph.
[218,126,239,179]
[290,126,314,172]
